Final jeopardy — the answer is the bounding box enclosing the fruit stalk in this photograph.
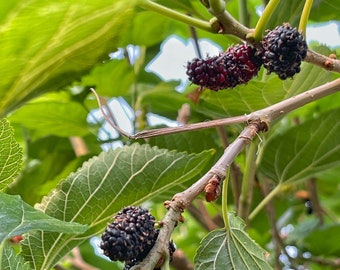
[299,0,314,36]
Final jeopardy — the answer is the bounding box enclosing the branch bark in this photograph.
[131,120,265,269]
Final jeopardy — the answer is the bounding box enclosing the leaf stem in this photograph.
[249,183,283,220]
[253,0,281,41]
[299,0,313,36]
[222,168,230,230]
[138,0,216,33]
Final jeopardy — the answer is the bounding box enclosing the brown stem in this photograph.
[305,49,340,73]
[131,120,265,269]
[306,178,324,224]
[187,202,219,231]
[171,250,194,270]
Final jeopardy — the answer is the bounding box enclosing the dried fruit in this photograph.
[260,23,308,79]
[100,206,158,265]
[186,44,262,91]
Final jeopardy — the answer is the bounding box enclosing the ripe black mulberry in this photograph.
[186,44,262,91]
[100,206,159,265]
[260,23,308,79]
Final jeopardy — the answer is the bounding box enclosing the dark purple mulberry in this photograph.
[100,206,159,265]
[260,23,308,80]
[186,44,262,91]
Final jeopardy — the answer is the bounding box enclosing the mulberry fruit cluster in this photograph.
[259,23,308,80]
[186,44,262,91]
[100,206,159,266]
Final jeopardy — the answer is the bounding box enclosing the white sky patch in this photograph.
[306,21,340,48]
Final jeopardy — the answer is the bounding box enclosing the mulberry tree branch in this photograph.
[91,78,340,141]
[129,78,340,269]
[131,120,266,270]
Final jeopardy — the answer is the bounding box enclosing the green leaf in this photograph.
[0,0,137,117]
[136,82,188,120]
[0,118,23,191]
[8,92,89,138]
[194,213,272,270]
[265,0,304,29]
[8,136,77,205]
[0,241,31,270]
[149,129,220,154]
[310,0,340,21]
[81,59,135,97]
[120,11,173,47]
[258,108,340,183]
[0,193,88,243]
[21,143,214,269]
[196,62,333,119]
[304,224,340,256]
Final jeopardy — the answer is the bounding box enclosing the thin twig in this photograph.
[306,178,324,224]
[91,78,340,140]
[187,202,219,231]
[305,49,340,73]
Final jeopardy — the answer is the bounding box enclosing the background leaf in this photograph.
[0,241,31,270]
[258,108,340,183]
[9,92,90,138]
[0,119,23,191]
[0,0,137,117]
[310,0,340,21]
[0,193,87,243]
[194,212,272,270]
[196,62,334,119]
[21,143,214,269]
[304,224,340,256]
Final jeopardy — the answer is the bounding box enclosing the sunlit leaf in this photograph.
[194,212,272,270]
[0,193,87,243]
[258,108,340,183]
[0,0,137,117]
[21,143,214,269]
[0,119,23,191]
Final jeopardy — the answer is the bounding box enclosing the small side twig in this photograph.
[305,49,340,73]
[187,201,220,231]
